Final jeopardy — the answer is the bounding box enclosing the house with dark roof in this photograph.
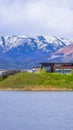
[40,62,73,74]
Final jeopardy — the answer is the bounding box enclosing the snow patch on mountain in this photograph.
[0,35,72,53]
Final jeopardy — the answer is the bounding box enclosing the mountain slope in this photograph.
[0,35,72,69]
[48,44,73,62]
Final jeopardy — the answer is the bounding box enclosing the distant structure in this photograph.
[32,66,41,73]
[0,70,6,76]
[40,63,73,74]
[2,70,21,78]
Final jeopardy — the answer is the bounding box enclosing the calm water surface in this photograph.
[0,91,73,130]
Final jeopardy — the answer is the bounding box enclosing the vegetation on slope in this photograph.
[0,71,73,90]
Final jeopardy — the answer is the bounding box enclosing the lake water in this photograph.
[0,91,73,130]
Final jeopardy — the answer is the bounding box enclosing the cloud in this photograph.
[0,0,73,38]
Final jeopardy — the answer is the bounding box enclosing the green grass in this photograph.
[0,72,73,90]
[0,76,4,82]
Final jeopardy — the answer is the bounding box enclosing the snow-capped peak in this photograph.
[0,35,72,53]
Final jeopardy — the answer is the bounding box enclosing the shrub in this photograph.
[39,68,47,74]
[71,70,73,75]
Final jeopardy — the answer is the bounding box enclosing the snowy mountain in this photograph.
[0,35,72,69]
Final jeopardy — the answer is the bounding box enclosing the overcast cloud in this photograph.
[0,0,73,38]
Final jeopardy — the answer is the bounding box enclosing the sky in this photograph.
[0,0,73,38]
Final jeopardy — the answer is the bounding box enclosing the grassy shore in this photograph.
[0,71,73,91]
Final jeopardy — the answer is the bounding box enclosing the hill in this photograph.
[0,72,73,90]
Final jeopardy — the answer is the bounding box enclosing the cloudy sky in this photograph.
[0,0,73,38]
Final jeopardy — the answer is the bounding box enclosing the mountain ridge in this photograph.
[0,35,73,69]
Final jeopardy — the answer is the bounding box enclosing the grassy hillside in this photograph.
[0,72,73,90]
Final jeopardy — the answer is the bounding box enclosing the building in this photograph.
[0,69,6,76]
[32,66,41,73]
[2,70,21,78]
[40,63,73,74]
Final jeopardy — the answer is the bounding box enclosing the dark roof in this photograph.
[40,63,73,66]
[40,62,73,64]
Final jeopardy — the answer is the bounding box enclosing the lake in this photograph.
[0,91,73,130]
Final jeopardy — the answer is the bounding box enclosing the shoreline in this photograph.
[0,87,73,91]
